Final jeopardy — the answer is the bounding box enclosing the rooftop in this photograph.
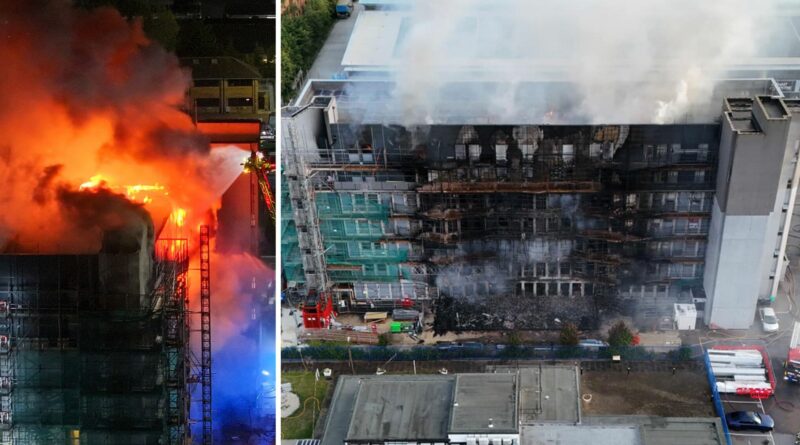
[346,377,454,441]
[521,417,725,445]
[180,57,262,80]
[450,373,517,434]
[342,10,800,76]
[515,365,581,423]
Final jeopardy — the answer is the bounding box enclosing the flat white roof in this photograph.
[342,11,800,78]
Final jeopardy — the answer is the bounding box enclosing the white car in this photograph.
[578,339,608,348]
[759,307,779,332]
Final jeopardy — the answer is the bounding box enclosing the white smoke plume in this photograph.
[345,0,789,125]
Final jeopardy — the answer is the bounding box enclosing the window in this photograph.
[668,171,678,183]
[535,195,547,210]
[468,144,481,161]
[560,263,571,276]
[455,144,467,160]
[195,98,220,107]
[665,193,676,210]
[258,94,266,110]
[227,79,253,87]
[698,143,709,161]
[227,97,253,107]
[626,193,637,208]
[590,143,602,158]
[695,171,706,183]
[547,217,559,232]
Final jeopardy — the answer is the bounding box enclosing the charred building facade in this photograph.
[0,224,191,444]
[282,87,800,330]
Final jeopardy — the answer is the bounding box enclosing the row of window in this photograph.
[196,97,260,108]
[647,217,708,236]
[193,79,254,87]
[641,143,710,162]
[646,240,706,258]
[643,169,708,185]
[517,281,592,297]
[616,191,712,212]
[619,284,670,298]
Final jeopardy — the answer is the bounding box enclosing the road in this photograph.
[306,2,362,80]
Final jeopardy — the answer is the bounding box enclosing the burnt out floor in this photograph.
[434,294,600,332]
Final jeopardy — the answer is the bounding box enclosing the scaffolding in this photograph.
[0,231,191,444]
[199,226,212,445]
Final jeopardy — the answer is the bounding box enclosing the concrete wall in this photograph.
[705,96,792,328]
[704,209,770,328]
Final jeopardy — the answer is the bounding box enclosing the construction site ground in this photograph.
[579,363,713,417]
[326,313,683,347]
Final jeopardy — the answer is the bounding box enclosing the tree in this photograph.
[559,322,579,346]
[176,20,222,57]
[143,9,179,51]
[607,321,634,347]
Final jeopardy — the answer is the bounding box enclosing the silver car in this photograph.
[759,307,779,332]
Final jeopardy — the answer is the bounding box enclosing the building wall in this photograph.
[703,210,770,328]
[705,96,793,328]
[283,103,720,327]
[189,79,272,119]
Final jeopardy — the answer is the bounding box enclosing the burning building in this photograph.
[282,86,800,331]
[0,1,275,443]
[281,0,800,331]
[0,221,191,444]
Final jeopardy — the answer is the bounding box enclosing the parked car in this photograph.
[578,339,608,348]
[725,411,774,432]
[759,307,779,332]
[436,341,458,351]
[461,342,483,351]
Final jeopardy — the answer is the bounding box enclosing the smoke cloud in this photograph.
[0,0,239,253]
[202,252,276,442]
[343,0,788,125]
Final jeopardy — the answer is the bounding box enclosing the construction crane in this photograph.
[243,151,275,221]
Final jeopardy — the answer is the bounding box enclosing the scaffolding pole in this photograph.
[199,226,212,445]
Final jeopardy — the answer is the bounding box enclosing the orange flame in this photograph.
[171,208,187,228]
[79,174,107,191]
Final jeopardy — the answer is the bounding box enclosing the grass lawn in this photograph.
[282,371,330,440]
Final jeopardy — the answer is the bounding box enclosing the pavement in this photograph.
[282,306,303,347]
[693,251,800,443]
[306,3,362,80]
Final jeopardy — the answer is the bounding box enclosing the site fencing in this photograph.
[282,343,701,362]
[703,350,733,445]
